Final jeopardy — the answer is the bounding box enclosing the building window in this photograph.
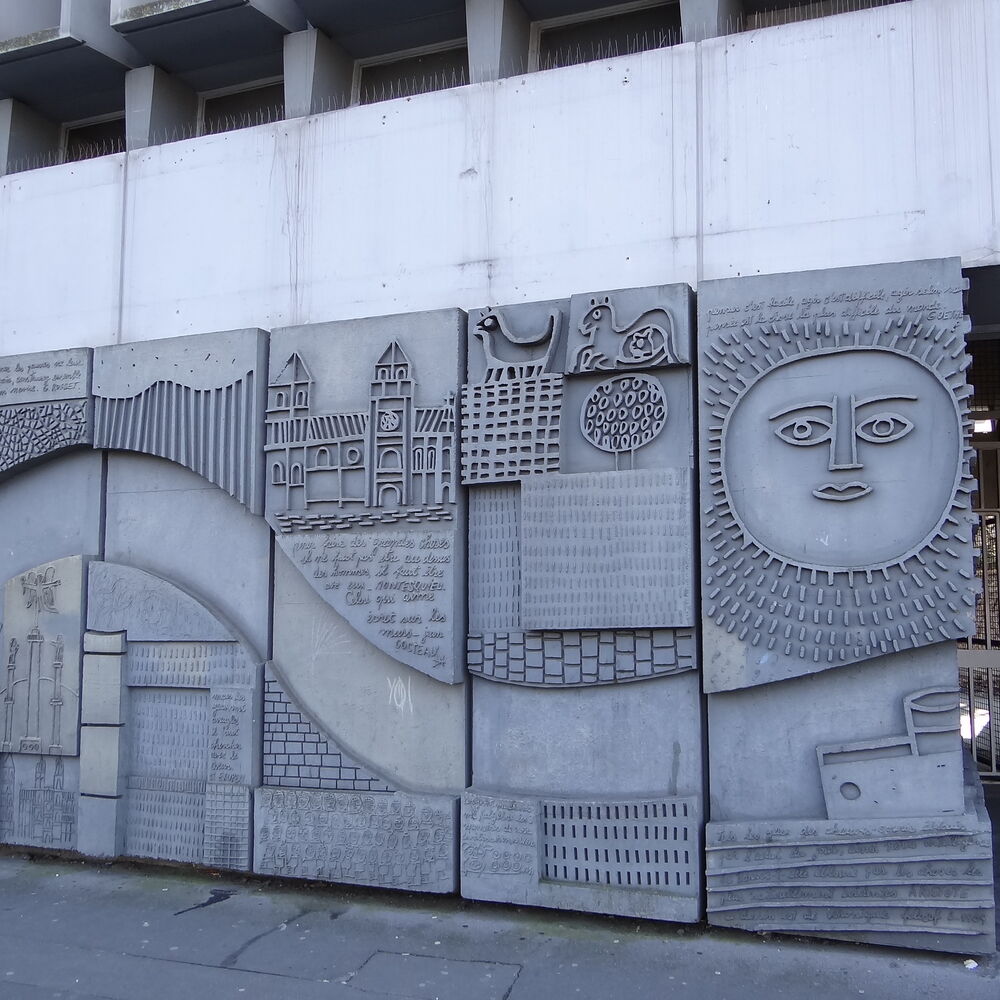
[64,116,127,163]
[290,463,303,486]
[201,80,284,136]
[272,462,286,485]
[356,42,468,105]
[531,1,681,72]
[295,389,307,407]
[743,0,906,31]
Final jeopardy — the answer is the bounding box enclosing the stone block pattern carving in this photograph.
[255,787,457,892]
[706,807,996,954]
[466,629,695,686]
[0,400,91,476]
[520,469,693,630]
[94,374,261,512]
[263,667,393,792]
[541,798,697,892]
[699,261,976,690]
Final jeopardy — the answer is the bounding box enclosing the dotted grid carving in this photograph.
[0,400,91,475]
[706,813,995,944]
[520,469,694,630]
[568,297,685,373]
[204,783,252,870]
[701,315,976,674]
[541,798,698,893]
[467,629,695,686]
[94,373,261,511]
[468,485,521,632]
[461,376,563,484]
[264,667,393,792]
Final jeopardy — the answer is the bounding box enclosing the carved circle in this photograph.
[722,348,960,570]
[580,375,667,455]
[839,782,861,801]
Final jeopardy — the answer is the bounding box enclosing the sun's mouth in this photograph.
[812,481,872,502]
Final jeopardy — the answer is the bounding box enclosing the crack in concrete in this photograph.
[220,907,311,970]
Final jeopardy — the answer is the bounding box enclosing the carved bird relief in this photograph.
[473,309,562,380]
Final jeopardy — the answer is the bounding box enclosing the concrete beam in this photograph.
[467,0,531,84]
[125,65,198,150]
[0,99,60,175]
[283,27,354,119]
[681,0,742,42]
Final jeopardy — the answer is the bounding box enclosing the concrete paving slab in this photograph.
[0,850,995,1000]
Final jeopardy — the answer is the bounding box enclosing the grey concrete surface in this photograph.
[0,801,997,1000]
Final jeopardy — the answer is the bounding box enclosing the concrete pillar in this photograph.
[125,65,198,151]
[466,0,531,84]
[680,0,743,42]
[0,99,60,175]
[283,28,354,119]
[76,631,127,858]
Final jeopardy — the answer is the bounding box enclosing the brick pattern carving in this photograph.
[263,668,393,792]
[467,629,695,686]
[0,399,91,475]
[541,798,698,893]
[273,505,452,533]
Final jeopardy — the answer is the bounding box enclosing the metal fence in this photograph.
[959,511,1000,778]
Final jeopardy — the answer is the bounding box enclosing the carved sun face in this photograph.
[723,348,960,569]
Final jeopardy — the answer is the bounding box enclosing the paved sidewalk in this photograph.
[0,848,995,1000]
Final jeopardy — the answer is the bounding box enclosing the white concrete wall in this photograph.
[0,0,997,355]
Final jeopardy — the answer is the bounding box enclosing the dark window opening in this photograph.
[65,118,126,163]
[358,46,468,105]
[202,82,285,136]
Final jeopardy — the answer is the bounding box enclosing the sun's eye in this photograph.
[773,416,833,447]
[856,412,913,444]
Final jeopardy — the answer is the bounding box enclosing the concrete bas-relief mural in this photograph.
[460,285,706,923]
[265,312,467,686]
[699,258,995,954]
[0,259,992,955]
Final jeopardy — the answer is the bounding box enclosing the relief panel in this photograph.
[0,348,93,479]
[92,330,268,514]
[265,311,467,685]
[460,286,703,923]
[697,259,976,691]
